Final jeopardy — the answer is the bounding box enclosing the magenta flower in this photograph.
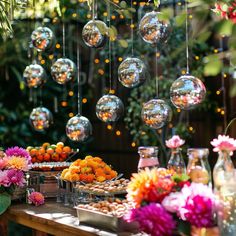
[166,135,185,149]
[125,203,176,236]
[6,146,31,163]
[0,170,10,187]
[28,192,45,206]
[178,183,216,228]
[7,169,26,187]
[210,135,236,153]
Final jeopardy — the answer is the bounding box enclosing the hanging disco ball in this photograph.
[118,57,149,88]
[170,74,206,110]
[31,26,54,51]
[23,63,46,88]
[141,99,172,129]
[139,11,169,44]
[51,58,76,85]
[82,20,108,48]
[29,107,53,132]
[96,94,124,123]
[66,115,92,142]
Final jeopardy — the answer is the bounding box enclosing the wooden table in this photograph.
[0,202,126,236]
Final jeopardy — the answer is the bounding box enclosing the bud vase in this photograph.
[137,146,159,171]
[213,150,234,191]
[187,148,212,186]
[167,148,186,174]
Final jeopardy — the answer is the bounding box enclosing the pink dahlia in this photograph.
[6,146,31,164]
[125,203,176,236]
[28,192,45,206]
[210,135,236,153]
[179,183,216,228]
[165,135,185,149]
[7,169,26,187]
[0,170,10,187]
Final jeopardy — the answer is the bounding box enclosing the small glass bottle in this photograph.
[167,148,186,174]
[187,148,212,186]
[138,146,159,171]
[213,150,235,192]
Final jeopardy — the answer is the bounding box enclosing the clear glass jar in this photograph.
[187,148,211,186]
[213,150,235,192]
[138,146,159,171]
[167,148,186,174]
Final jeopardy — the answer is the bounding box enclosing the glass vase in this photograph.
[187,148,212,186]
[216,170,236,236]
[167,148,186,174]
[213,150,234,192]
[137,146,159,171]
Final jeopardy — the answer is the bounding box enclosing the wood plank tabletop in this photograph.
[3,202,120,236]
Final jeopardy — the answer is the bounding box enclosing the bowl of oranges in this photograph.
[27,142,76,171]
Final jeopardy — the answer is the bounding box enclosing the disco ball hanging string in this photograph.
[96,1,124,123]
[118,0,149,88]
[66,14,92,142]
[51,0,76,85]
[170,0,206,110]
[141,0,172,129]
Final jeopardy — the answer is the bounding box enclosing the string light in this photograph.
[68,91,74,96]
[131,142,136,147]
[107,124,112,130]
[214,49,218,53]
[158,130,162,134]
[103,12,108,17]
[87,14,91,19]
[72,13,77,18]
[168,123,173,128]
[217,108,221,112]
[110,89,115,94]
[111,15,116,20]
[98,69,105,75]
[61,101,68,107]
[221,110,225,115]
[216,90,221,95]
[49,54,54,60]
[177,108,181,113]
[69,112,74,117]
[94,58,100,64]
[118,57,123,62]
[82,98,87,103]
[105,59,110,63]
[189,126,194,132]
[181,70,186,75]
[116,130,121,136]
[195,56,199,60]
[56,43,61,49]
[119,15,124,19]
[41,59,45,65]
[224,73,227,78]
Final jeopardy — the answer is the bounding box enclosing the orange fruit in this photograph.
[55,147,62,154]
[52,153,59,162]
[46,148,54,155]
[63,146,71,154]
[37,155,44,162]
[30,148,38,156]
[56,142,64,148]
[44,153,51,162]
[32,157,36,163]
[60,152,67,160]
[39,148,45,155]
[42,142,50,149]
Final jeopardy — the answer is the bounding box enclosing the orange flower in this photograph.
[7,156,29,171]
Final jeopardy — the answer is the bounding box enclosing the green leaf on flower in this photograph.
[172,173,190,183]
[0,192,11,215]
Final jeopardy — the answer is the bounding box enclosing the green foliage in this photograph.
[0,192,11,215]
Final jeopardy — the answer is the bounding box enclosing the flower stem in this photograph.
[224,117,236,135]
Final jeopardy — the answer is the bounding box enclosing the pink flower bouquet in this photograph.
[28,192,45,206]
[0,146,31,214]
[125,168,217,236]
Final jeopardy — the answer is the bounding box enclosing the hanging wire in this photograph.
[155,47,159,98]
[92,0,95,21]
[94,0,98,19]
[185,0,190,74]
[62,0,66,57]
[220,37,227,130]
[107,1,112,92]
[39,86,43,106]
[77,39,81,116]
[131,0,134,56]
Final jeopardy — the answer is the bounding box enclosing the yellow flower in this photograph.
[8,156,29,171]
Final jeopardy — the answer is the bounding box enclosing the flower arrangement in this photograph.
[28,191,45,206]
[213,1,236,24]
[0,146,31,214]
[125,168,217,236]
[210,134,236,153]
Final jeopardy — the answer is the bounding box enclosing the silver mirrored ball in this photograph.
[141,99,172,129]
[82,20,108,48]
[139,11,169,44]
[23,64,46,88]
[170,74,206,110]
[29,107,53,132]
[66,115,92,142]
[96,95,124,123]
[31,27,54,51]
[51,58,76,85]
[118,57,149,88]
